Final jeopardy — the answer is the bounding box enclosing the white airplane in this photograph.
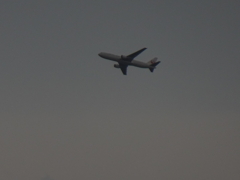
[98,48,160,75]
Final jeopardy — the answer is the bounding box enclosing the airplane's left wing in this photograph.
[126,47,147,60]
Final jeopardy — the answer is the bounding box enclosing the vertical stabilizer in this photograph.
[147,57,158,65]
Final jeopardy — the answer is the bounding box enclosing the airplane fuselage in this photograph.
[98,52,153,68]
[98,48,160,75]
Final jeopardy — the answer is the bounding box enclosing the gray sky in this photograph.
[1,1,240,180]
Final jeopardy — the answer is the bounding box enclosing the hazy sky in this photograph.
[1,1,240,180]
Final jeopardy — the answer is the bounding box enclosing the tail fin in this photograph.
[148,58,161,72]
[147,57,158,65]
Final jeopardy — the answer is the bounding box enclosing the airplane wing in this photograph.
[119,64,128,75]
[126,47,147,60]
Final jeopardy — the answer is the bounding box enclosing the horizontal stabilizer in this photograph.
[151,61,160,67]
[149,61,160,72]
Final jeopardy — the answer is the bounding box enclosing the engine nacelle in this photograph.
[114,64,120,68]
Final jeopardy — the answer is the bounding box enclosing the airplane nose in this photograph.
[98,53,103,57]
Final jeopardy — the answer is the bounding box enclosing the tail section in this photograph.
[148,57,161,72]
[147,57,158,65]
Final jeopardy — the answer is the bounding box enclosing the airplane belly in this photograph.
[118,60,131,65]
[131,60,149,68]
[99,53,121,61]
[106,55,121,61]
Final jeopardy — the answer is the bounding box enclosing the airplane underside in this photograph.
[98,48,160,75]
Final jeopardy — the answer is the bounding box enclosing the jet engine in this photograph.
[114,64,120,68]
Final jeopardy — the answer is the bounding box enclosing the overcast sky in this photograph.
[1,1,240,180]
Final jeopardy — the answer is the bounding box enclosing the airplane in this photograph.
[98,47,161,75]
